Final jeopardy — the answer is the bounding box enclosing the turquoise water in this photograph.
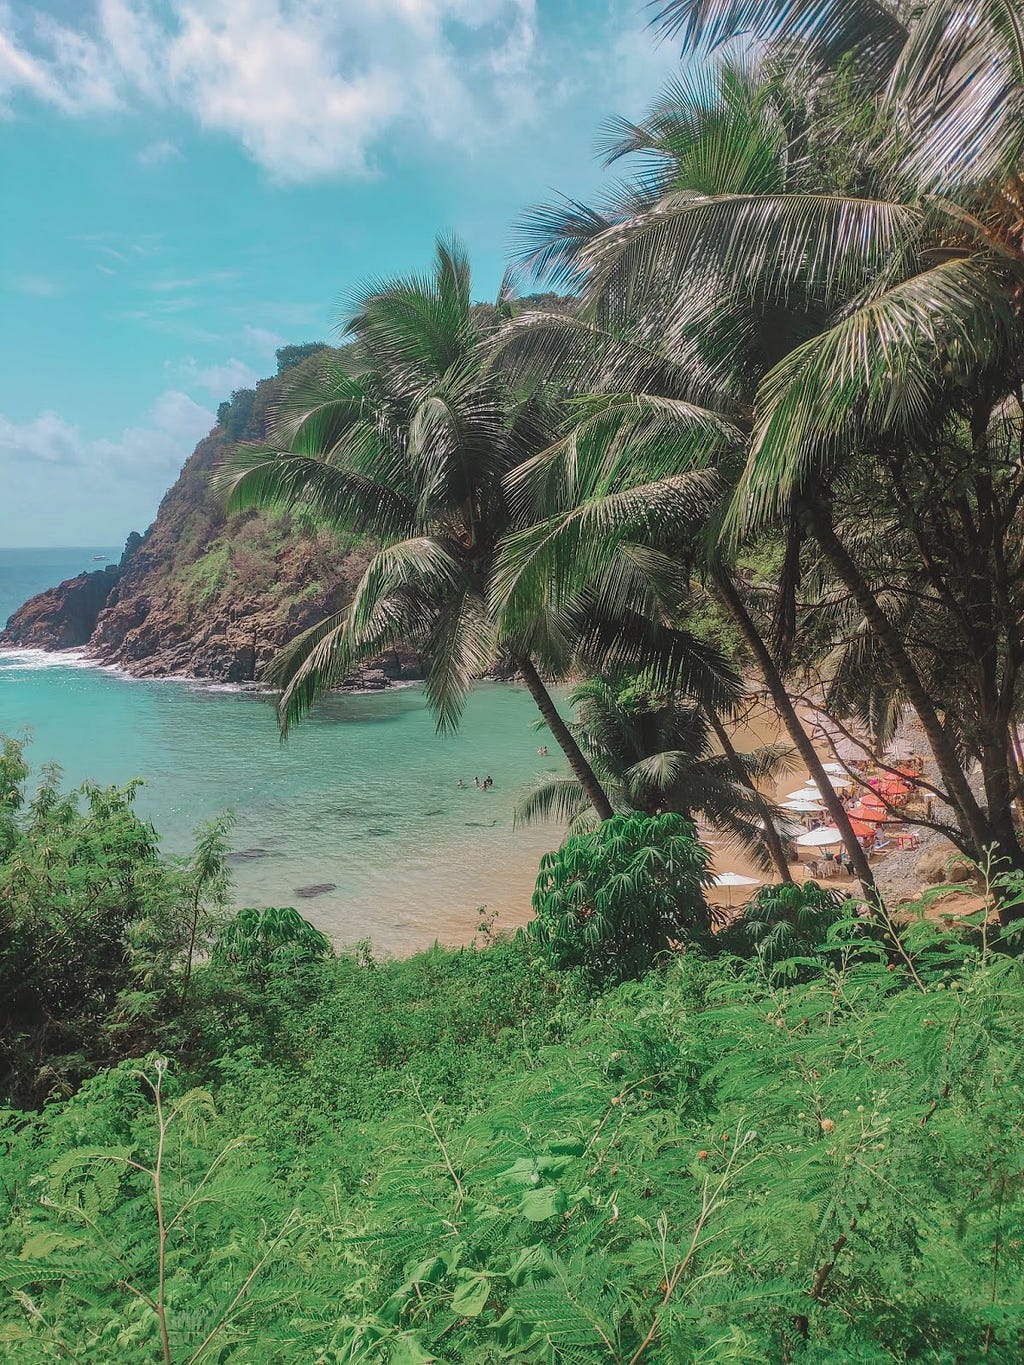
[0,550,564,953]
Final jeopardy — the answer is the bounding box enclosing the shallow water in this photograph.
[0,548,568,953]
[0,549,827,949]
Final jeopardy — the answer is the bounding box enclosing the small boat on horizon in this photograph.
[91,554,108,561]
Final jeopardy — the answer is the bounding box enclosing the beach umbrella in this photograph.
[806,771,853,791]
[782,797,827,813]
[848,817,875,840]
[757,812,801,831]
[848,804,885,826]
[711,869,761,908]
[862,792,885,810]
[795,826,843,848]
[713,871,761,887]
[786,788,825,802]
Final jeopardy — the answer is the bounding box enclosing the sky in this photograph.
[0,0,682,548]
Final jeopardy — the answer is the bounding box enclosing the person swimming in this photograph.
[456,778,465,788]
[473,777,480,788]
[537,746,549,755]
[483,776,493,789]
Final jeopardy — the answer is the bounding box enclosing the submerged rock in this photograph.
[294,883,337,898]
[227,847,274,863]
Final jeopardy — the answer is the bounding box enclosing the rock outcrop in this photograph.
[3,558,128,650]
[1,348,421,687]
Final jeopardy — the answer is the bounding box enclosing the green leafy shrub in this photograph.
[0,740,233,1105]
[212,905,333,979]
[4,943,1024,1362]
[529,811,714,984]
[721,879,852,972]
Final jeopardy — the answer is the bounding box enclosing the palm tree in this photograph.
[219,239,617,815]
[503,9,1024,889]
[628,1,1024,876]
[496,61,886,898]
[515,673,796,873]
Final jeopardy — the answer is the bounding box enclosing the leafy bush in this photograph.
[721,879,852,972]
[3,938,1024,1362]
[530,811,714,984]
[0,741,234,1105]
[212,905,333,979]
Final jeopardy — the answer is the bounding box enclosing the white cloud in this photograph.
[242,324,285,357]
[166,355,259,397]
[0,388,214,479]
[149,269,238,292]
[0,0,543,180]
[0,409,84,465]
[137,137,181,165]
[13,272,61,296]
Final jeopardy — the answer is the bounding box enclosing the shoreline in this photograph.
[0,642,962,938]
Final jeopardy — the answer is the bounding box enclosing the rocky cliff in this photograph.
[2,537,139,650]
[1,348,419,686]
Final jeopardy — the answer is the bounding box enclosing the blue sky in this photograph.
[0,0,681,547]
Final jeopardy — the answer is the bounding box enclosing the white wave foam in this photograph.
[0,647,100,672]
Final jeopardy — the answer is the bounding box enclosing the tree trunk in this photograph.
[1010,727,1024,831]
[516,654,615,821]
[705,707,794,884]
[713,570,882,907]
[800,496,998,862]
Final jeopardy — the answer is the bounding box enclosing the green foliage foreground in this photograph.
[3,930,1023,1363]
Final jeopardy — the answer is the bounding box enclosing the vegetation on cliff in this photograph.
[1,346,375,681]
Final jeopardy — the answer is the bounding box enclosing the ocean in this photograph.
[0,547,565,953]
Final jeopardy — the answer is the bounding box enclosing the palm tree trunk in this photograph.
[712,570,882,907]
[800,497,1000,865]
[1010,726,1024,830]
[515,655,615,821]
[705,708,794,884]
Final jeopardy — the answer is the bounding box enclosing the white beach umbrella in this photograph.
[795,826,843,848]
[711,869,761,908]
[713,871,761,888]
[783,794,826,811]
[786,788,825,802]
[808,768,854,790]
[755,815,801,833]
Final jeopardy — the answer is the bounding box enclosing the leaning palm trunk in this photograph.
[799,498,1020,885]
[713,570,882,907]
[705,709,794,884]
[515,656,615,820]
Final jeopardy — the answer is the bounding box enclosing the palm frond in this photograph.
[579,192,920,318]
[649,0,908,78]
[730,254,1020,534]
[216,447,414,539]
[888,0,1024,194]
[513,775,596,831]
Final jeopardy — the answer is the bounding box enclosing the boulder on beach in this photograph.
[915,842,977,886]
